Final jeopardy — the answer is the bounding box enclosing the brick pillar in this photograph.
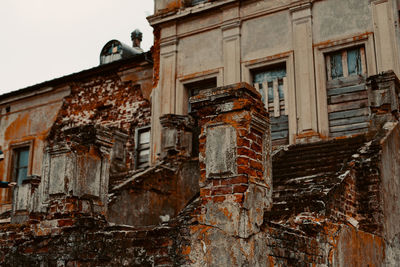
[367,71,400,130]
[190,82,271,238]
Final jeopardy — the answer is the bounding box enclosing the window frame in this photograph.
[12,147,30,185]
[176,68,222,115]
[135,126,151,169]
[314,34,377,138]
[8,140,34,185]
[243,52,296,144]
[251,62,287,105]
[325,46,367,83]
[6,140,34,202]
[185,77,218,113]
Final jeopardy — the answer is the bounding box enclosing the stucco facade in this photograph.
[149,0,400,162]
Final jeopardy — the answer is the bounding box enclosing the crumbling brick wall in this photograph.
[354,140,383,234]
[1,70,399,265]
[326,171,359,224]
[48,70,151,180]
[0,218,179,266]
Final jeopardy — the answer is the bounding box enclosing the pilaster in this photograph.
[291,3,318,137]
[221,3,241,85]
[372,0,400,76]
[160,22,178,115]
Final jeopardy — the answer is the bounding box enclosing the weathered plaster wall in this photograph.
[177,29,223,77]
[354,139,384,235]
[240,0,292,17]
[185,222,331,266]
[108,160,199,227]
[176,10,221,36]
[241,10,291,61]
[386,233,400,265]
[0,87,70,211]
[332,226,385,266]
[313,0,372,43]
[149,0,385,159]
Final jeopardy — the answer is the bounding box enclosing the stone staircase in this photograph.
[267,135,367,221]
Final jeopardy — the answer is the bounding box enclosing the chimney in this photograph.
[131,29,143,48]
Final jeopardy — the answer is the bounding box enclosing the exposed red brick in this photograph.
[237,156,250,166]
[233,194,244,203]
[200,188,211,196]
[237,147,256,159]
[212,196,226,203]
[220,176,249,185]
[57,219,74,228]
[212,180,220,186]
[211,185,232,196]
[237,138,250,147]
[233,184,248,193]
[238,165,249,175]
[250,159,263,171]
[251,142,262,153]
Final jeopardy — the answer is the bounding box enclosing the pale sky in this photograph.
[0,0,154,95]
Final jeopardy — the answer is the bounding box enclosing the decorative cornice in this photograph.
[289,2,312,14]
[221,19,241,31]
[148,0,238,26]
[290,2,312,22]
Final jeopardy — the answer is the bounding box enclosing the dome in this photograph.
[99,40,143,65]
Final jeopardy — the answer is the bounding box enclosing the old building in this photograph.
[0,0,400,266]
[0,33,153,222]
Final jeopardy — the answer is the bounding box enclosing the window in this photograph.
[185,77,217,113]
[252,64,286,105]
[324,46,369,138]
[252,63,289,145]
[326,46,366,81]
[12,147,30,185]
[136,127,150,169]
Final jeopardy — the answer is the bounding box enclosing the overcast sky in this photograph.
[0,0,154,95]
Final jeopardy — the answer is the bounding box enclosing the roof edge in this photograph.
[0,51,153,104]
